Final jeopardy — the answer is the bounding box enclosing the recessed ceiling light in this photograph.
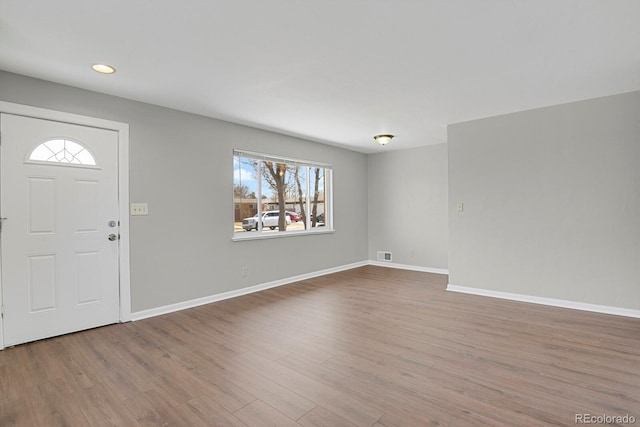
[92,64,116,74]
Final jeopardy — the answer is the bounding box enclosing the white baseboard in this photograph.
[447,284,640,319]
[368,260,449,275]
[131,261,369,321]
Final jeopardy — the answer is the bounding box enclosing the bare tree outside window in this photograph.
[294,166,307,228]
[233,150,331,236]
[234,184,253,199]
[311,167,323,228]
[262,161,289,231]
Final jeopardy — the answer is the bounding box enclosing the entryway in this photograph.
[0,104,130,348]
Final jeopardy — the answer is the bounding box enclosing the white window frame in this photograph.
[232,149,334,241]
[25,137,100,169]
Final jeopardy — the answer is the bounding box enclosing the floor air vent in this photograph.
[377,251,392,262]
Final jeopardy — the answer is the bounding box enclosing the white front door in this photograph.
[1,113,120,346]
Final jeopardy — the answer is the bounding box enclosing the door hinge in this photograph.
[1,305,4,318]
[0,217,6,232]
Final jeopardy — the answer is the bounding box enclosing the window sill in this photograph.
[232,228,335,242]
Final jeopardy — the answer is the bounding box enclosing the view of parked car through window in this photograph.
[233,150,331,236]
[242,211,291,231]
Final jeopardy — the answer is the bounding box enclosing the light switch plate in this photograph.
[130,203,149,216]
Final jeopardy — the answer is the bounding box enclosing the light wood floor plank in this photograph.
[183,394,249,427]
[234,400,300,427]
[297,405,360,427]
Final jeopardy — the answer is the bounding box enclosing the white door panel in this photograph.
[1,113,120,346]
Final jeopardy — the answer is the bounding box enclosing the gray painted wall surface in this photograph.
[0,71,369,312]
[368,144,448,269]
[448,91,640,310]
[4,70,637,314]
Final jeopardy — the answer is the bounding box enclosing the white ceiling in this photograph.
[1,1,639,153]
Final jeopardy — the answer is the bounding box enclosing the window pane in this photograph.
[310,167,325,228]
[74,149,95,165]
[233,150,332,237]
[291,166,307,230]
[29,139,96,166]
[234,156,259,233]
[261,161,289,232]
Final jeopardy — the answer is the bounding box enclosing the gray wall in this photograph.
[0,71,369,313]
[448,91,640,310]
[368,144,448,270]
[5,70,636,314]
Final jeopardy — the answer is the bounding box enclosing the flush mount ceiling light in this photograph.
[92,64,116,74]
[373,134,394,146]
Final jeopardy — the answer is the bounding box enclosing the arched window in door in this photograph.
[27,138,97,166]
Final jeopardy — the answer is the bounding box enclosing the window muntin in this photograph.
[27,139,97,166]
[233,150,332,238]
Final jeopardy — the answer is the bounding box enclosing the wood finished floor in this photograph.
[1,266,639,426]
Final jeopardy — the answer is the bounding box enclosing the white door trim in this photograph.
[0,101,131,349]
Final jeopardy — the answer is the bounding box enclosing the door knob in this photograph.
[108,233,119,241]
